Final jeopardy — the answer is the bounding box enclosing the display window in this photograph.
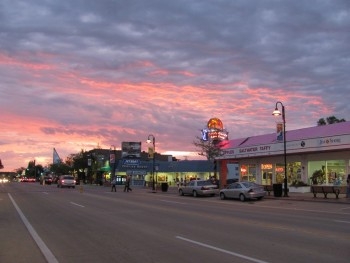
[309,160,346,185]
[275,164,285,184]
[288,162,302,184]
[240,164,256,182]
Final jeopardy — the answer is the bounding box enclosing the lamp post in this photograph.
[272,101,288,197]
[110,145,116,182]
[147,134,156,192]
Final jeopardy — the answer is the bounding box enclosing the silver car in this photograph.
[179,180,219,197]
[220,181,266,201]
[57,175,76,188]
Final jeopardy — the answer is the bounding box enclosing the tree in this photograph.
[317,116,346,126]
[193,136,223,161]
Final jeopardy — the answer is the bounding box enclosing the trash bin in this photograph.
[273,183,282,197]
[161,182,169,192]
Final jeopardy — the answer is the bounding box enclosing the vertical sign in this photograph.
[110,153,115,164]
[276,122,283,142]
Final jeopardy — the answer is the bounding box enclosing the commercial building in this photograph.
[83,148,214,186]
[217,121,350,189]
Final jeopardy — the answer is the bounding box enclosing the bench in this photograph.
[310,185,341,199]
[263,185,274,196]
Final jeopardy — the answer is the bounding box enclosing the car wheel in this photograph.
[193,191,198,197]
[257,196,263,200]
[179,189,184,196]
[220,192,226,200]
[57,184,59,188]
[73,186,75,189]
[239,194,246,202]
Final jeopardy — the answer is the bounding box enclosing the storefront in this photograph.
[115,160,214,187]
[217,121,350,190]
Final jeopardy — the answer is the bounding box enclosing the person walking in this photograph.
[111,178,117,192]
[346,174,350,198]
[124,175,132,192]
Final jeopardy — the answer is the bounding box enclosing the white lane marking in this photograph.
[8,193,59,263]
[70,202,85,208]
[43,192,49,195]
[334,220,350,224]
[160,199,187,205]
[176,236,269,263]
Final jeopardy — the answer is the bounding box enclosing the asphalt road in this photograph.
[1,182,350,263]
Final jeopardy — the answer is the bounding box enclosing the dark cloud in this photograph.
[0,0,349,170]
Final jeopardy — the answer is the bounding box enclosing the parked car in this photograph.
[219,181,266,201]
[57,175,76,188]
[179,179,219,197]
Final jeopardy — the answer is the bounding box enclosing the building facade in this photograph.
[83,148,214,186]
[217,121,350,189]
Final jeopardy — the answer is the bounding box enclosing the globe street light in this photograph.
[147,134,156,192]
[272,101,288,197]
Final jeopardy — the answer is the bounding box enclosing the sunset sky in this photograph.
[1,0,349,171]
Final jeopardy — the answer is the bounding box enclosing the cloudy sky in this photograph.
[1,0,349,171]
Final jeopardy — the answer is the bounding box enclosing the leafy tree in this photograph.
[317,116,346,126]
[49,162,71,175]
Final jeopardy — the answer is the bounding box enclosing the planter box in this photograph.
[288,186,310,193]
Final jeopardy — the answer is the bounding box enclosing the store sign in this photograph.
[275,167,284,173]
[261,164,273,169]
[121,142,141,158]
[122,159,140,166]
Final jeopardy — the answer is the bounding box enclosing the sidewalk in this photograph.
[264,191,350,204]
[149,186,350,204]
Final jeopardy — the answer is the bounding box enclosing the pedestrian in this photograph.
[124,175,132,192]
[346,174,350,198]
[111,178,117,192]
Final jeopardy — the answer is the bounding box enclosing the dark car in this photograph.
[40,176,53,185]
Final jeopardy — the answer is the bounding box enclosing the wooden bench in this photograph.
[263,185,274,196]
[310,185,341,199]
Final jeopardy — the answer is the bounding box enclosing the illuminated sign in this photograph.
[275,167,284,173]
[201,117,228,142]
[261,164,273,170]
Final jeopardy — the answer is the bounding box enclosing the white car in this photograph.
[179,180,219,197]
[220,181,266,201]
[57,175,76,188]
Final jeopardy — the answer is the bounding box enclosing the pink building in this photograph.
[217,121,350,191]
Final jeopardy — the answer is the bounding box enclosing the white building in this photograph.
[217,121,350,188]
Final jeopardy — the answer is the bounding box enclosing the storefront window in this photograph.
[275,164,285,184]
[261,164,273,185]
[309,160,346,185]
[241,164,256,182]
[288,162,302,184]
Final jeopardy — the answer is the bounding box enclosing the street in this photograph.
[1,182,350,263]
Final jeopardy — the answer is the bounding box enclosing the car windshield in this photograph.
[63,176,74,180]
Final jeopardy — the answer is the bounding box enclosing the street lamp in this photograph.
[146,134,156,192]
[110,145,116,182]
[272,101,288,197]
